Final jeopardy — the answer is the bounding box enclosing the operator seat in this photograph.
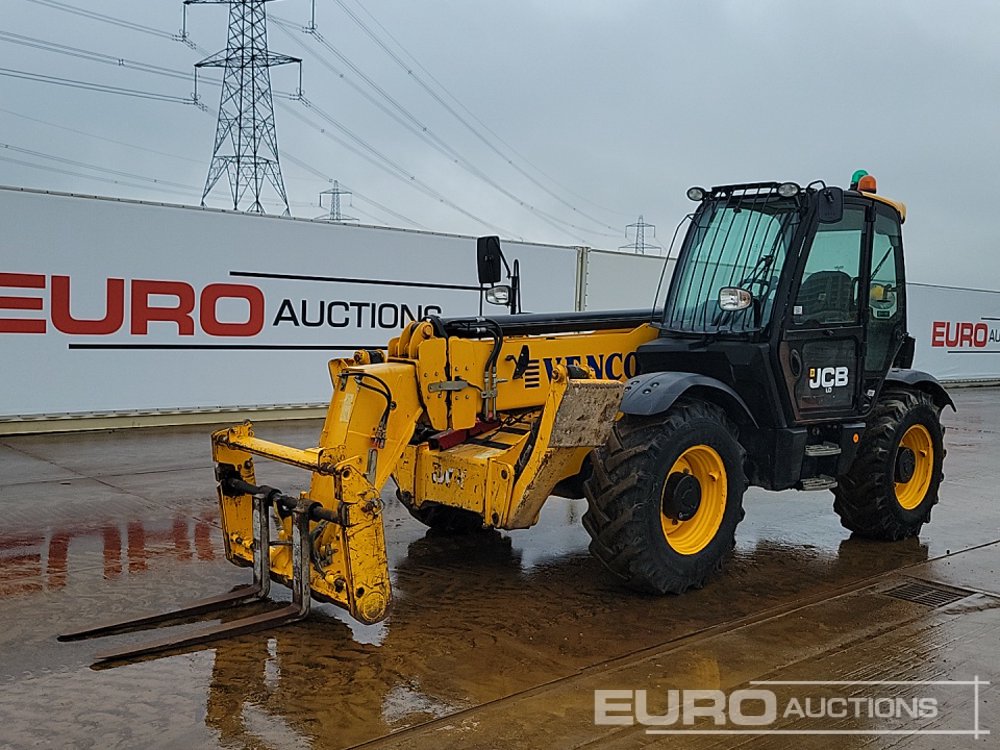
[797,270,855,324]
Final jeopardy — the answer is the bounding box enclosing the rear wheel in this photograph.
[834,389,945,540]
[583,399,747,594]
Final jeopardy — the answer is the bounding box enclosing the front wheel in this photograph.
[834,389,945,540]
[583,399,747,594]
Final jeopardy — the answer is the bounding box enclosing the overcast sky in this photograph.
[1,0,998,287]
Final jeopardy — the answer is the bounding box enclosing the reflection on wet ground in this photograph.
[0,389,997,748]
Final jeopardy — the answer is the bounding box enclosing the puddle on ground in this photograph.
[0,391,997,748]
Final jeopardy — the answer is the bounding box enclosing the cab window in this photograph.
[793,206,865,326]
[865,208,905,373]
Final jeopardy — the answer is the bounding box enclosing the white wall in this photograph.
[908,283,1000,381]
[578,248,674,312]
[2,187,995,426]
[0,187,577,418]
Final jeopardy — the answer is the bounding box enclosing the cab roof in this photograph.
[860,191,907,223]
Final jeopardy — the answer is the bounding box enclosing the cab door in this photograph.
[860,204,908,411]
[778,200,869,422]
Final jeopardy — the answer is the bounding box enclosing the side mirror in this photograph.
[477,236,503,285]
[485,284,512,306]
[719,287,753,311]
[816,186,844,224]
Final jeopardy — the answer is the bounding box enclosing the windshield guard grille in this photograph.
[662,185,801,335]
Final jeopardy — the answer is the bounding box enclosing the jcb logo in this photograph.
[809,366,849,392]
[430,464,466,490]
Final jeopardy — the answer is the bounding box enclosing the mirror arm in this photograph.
[510,259,520,314]
[499,251,512,277]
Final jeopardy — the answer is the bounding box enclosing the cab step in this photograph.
[799,475,838,491]
[804,442,842,457]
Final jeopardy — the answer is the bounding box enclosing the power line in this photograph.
[0,106,204,165]
[272,19,449,152]
[347,203,392,226]
[340,184,429,230]
[299,96,517,236]
[268,149,426,228]
[0,154,199,198]
[0,110,320,212]
[0,31,196,84]
[0,151,313,214]
[0,105,330,196]
[13,0,625,240]
[6,0,589,239]
[0,31,185,80]
[20,0,182,42]
[346,0,629,220]
[197,101,428,228]
[272,18,606,242]
[0,142,198,192]
[0,30,305,104]
[278,98,517,237]
[328,0,628,226]
[275,15,617,240]
[0,67,195,105]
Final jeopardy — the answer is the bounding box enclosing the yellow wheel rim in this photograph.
[895,424,934,510]
[660,445,727,555]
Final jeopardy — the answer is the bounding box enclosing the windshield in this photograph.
[661,191,801,334]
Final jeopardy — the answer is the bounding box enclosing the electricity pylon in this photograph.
[317,181,358,222]
[186,0,301,214]
[620,215,661,255]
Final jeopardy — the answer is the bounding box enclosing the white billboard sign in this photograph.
[908,282,1000,381]
[0,187,578,418]
[580,248,674,312]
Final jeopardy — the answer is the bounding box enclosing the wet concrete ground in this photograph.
[0,388,997,749]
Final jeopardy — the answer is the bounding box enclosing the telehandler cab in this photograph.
[62,173,952,661]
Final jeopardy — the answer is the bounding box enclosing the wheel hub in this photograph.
[662,471,702,522]
[895,446,916,483]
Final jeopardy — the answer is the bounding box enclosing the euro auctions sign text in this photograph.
[0,273,442,337]
[930,320,1000,349]
[0,262,467,418]
[594,679,990,738]
[0,273,266,336]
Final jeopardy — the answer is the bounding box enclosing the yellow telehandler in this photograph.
[61,175,952,661]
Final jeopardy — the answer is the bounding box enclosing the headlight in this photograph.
[718,287,753,311]
[686,186,706,201]
[485,284,511,306]
[777,182,800,198]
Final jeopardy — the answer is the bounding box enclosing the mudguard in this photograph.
[884,368,956,411]
[619,372,758,427]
